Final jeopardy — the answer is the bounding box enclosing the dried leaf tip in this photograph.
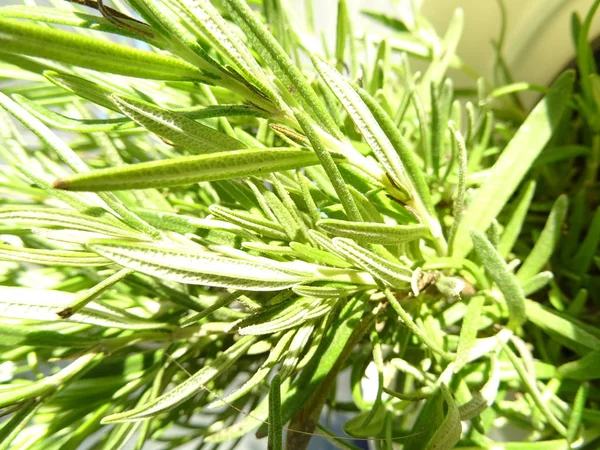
[52,178,68,190]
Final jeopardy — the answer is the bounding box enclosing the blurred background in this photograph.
[292,0,600,106]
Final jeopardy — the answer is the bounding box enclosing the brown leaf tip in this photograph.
[52,179,67,190]
[57,307,74,319]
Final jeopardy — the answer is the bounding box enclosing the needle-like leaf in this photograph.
[53,148,321,191]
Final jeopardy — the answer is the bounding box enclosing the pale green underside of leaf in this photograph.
[53,148,321,191]
[88,239,312,290]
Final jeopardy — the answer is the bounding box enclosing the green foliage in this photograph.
[0,1,598,449]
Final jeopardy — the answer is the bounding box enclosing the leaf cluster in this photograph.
[0,1,598,449]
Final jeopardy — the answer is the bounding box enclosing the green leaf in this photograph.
[209,205,289,241]
[521,271,553,296]
[431,80,453,176]
[44,71,124,111]
[88,239,312,290]
[453,71,575,257]
[420,9,463,103]
[207,331,294,408]
[404,390,444,450]
[570,207,600,274]
[343,403,387,437]
[237,297,331,335]
[335,0,350,71]
[111,94,247,153]
[53,148,321,191]
[0,206,141,238]
[0,285,163,329]
[0,323,97,348]
[289,241,353,268]
[576,0,600,103]
[455,295,485,371]
[318,218,429,244]
[361,10,408,32]
[312,55,410,194]
[471,230,527,328]
[279,295,367,424]
[295,109,362,222]
[0,5,157,44]
[567,382,588,443]
[526,299,600,352]
[268,373,283,450]
[557,351,600,380]
[458,391,487,422]
[129,209,197,234]
[0,18,205,81]
[172,0,278,102]
[13,93,137,133]
[347,185,384,223]
[516,195,568,282]
[0,244,110,267]
[292,284,358,298]
[533,145,590,168]
[500,341,567,436]
[102,335,257,423]
[0,400,40,450]
[447,125,467,254]
[221,0,339,136]
[58,268,133,318]
[498,181,536,258]
[0,352,100,408]
[425,386,461,450]
[260,187,303,241]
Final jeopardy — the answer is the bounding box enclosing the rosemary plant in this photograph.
[0,0,598,449]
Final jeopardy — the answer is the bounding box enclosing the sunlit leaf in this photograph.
[53,148,321,191]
